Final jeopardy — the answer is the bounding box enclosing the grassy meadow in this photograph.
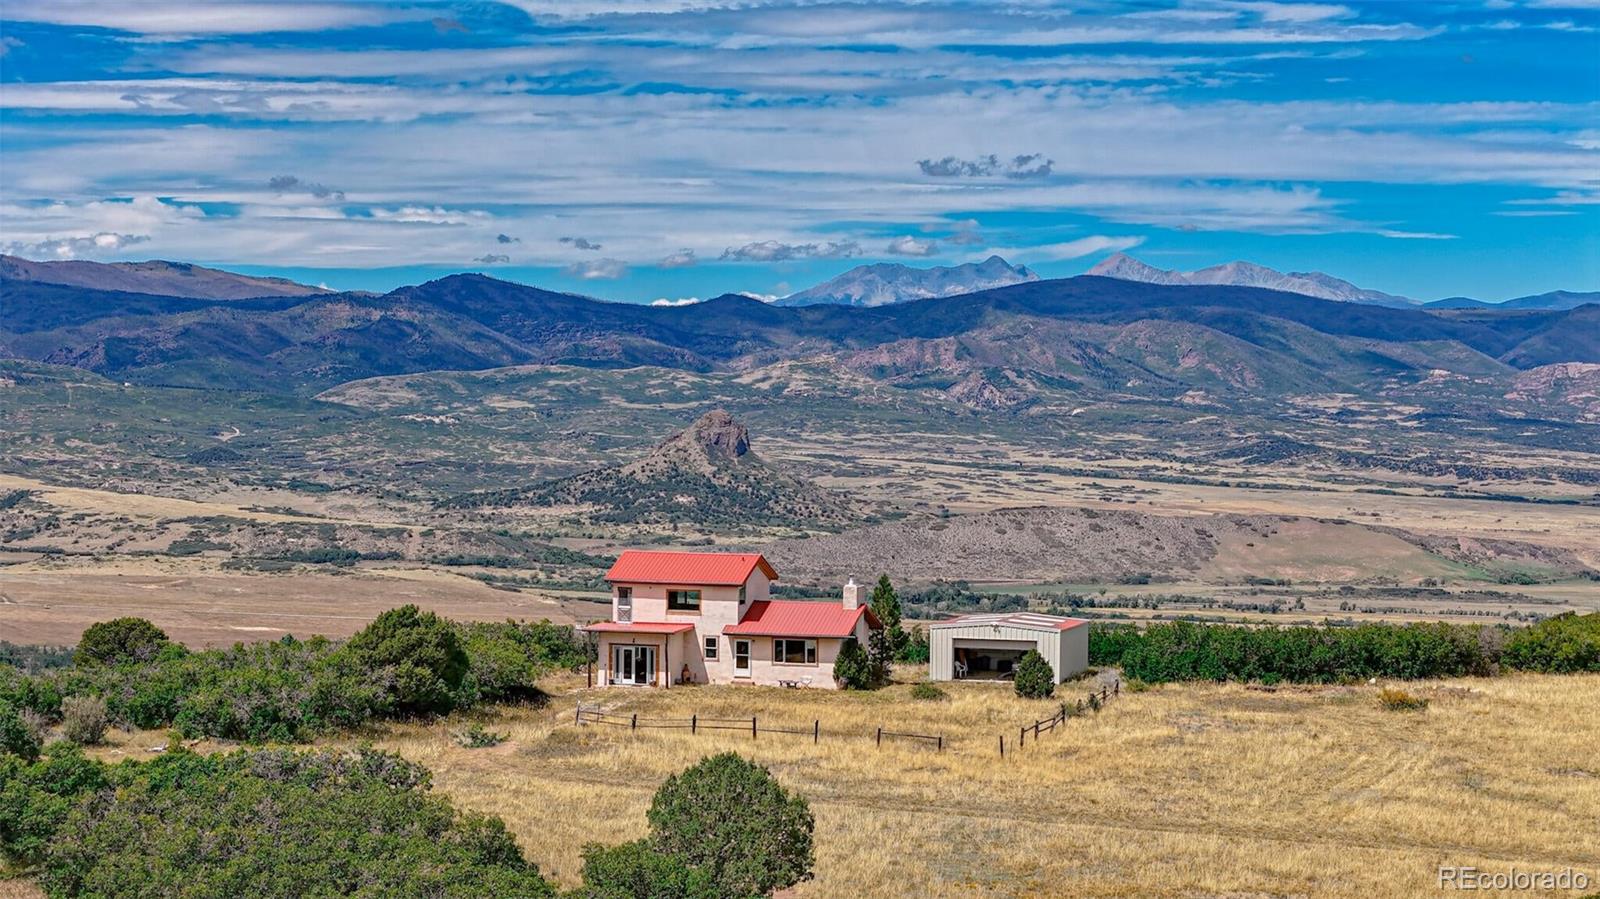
[290,671,1600,897]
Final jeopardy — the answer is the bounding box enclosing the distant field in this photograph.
[0,563,607,647]
[64,671,1599,898]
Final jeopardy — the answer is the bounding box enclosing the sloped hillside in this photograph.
[765,506,1595,585]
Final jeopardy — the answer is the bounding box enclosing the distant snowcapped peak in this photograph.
[779,256,1039,307]
[1086,252,1414,307]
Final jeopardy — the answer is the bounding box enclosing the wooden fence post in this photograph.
[813,720,819,744]
[1018,726,1025,748]
[937,735,943,753]
[752,716,758,739]
[631,713,637,731]
[1114,679,1120,696]
[574,705,581,726]
[999,735,1005,758]
[691,713,697,735]
[876,727,882,747]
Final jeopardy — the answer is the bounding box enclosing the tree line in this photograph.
[0,607,589,753]
[1088,613,1600,684]
[2,743,813,899]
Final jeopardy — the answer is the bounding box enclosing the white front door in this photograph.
[612,645,656,686]
[733,639,751,677]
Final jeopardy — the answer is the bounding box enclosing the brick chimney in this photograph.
[842,577,864,611]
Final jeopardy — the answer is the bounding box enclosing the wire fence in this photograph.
[575,678,1117,758]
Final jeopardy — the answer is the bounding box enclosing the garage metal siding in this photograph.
[1059,624,1088,680]
[930,624,1059,682]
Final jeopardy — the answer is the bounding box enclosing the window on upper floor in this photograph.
[739,585,747,605]
[667,589,702,611]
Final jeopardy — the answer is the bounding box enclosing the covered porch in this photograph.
[583,621,694,688]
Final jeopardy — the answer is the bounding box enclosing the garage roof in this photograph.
[929,612,1089,633]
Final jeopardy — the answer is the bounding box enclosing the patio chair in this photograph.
[953,660,969,679]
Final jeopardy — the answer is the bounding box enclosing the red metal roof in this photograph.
[605,550,777,587]
[581,621,696,634]
[723,600,881,639]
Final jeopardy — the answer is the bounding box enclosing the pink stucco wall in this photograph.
[598,568,874,690]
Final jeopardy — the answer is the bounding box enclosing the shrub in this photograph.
[457,620,585,704]
[578,839,717,899]
[897,626,930,664]
[1124,678,1152,693]
[647,753,814,898]
[1378,686,1429,711]
[0,699,41,761]
[0,744,109,868]
[39,748,555,898]
[76,617,169,666]
[340,605,470,716]
[1502,613,1600,674]
[61,695,108,746]
[832,638,871,690]
[910,682,947,701]
[1013,650,1056,699]
[453,723,507,748]
[1087,623,1143,667]
[1116,620,1494,685]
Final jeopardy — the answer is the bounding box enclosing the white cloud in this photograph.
[0,1,415,34]
[886,235,938,256]
[1376,230,1458,240]
[4,232,149,259]
[720,240,861,261]
[564,258,628,279]
[987,235,1146,262]
[369,206,491,225]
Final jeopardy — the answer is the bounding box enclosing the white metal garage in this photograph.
[927,612,1089,683]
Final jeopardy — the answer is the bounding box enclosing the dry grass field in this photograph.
[275,672,1600,898]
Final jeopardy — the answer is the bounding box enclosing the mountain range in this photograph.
[1425,290,1600,311]
[2,254,1596,405]
[1085,253,1415,307]
[777,255,1037,306]
[0,254,332,301]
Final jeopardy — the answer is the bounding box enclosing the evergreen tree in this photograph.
[646,753,814,898]
[870,575,908,658]
[832,638,871,690]
[1013,650,1056,699]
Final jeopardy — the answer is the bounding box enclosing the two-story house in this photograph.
[583,550,880,689]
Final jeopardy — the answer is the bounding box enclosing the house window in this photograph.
[738,585,747,605]
[615,587,632,623]
[667,589,701,611]
[703,636,718,660]
[774,639,817,665]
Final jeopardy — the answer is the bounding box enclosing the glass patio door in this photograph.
[613,645,656,686]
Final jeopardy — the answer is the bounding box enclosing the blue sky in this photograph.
[1,0,1596,304]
